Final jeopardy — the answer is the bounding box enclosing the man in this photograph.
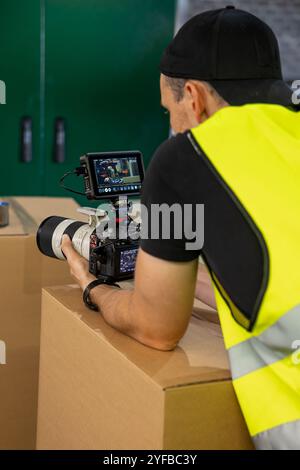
[62,7,300,449]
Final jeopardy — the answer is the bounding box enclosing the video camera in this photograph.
[36,151,145,282]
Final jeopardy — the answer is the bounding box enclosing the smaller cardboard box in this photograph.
[37,283,254,450]
[0,197,85,449]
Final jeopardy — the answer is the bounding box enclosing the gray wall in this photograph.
[176,0,300,80]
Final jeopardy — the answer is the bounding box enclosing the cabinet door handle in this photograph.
[20,116,32,163]
[53,117,66,163]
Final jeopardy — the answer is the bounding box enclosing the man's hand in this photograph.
[61,234,96,290]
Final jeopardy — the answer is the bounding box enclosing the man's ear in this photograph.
[183,80,207,124]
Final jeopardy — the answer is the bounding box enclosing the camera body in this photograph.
[37,151,144,282]
[89,237,140,281]
[77,202,141,281]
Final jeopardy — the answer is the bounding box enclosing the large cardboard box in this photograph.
[0,197,85,450]
[37,283,254,450]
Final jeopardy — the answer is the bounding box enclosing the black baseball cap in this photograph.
[160,6,295,107]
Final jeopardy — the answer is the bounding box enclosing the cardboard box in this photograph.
[37,283,254,450]
[0,197,85,450]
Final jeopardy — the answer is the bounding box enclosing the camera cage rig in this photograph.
[58,151,144,283]
[36,151,144,297]
[76,196,141,239]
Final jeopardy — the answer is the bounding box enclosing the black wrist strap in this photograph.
[83,278,121,312]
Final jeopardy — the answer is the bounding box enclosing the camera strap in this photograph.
[83,278,121,312]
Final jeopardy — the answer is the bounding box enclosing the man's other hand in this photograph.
[61,234,96,290]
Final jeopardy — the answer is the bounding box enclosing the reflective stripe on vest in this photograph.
[190,104,300,450]
[228,302,300,379]
[253,420,300,450]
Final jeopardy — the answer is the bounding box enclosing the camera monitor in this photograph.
[81,151,144,200]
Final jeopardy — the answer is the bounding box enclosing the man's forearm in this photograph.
[89,285,136,338]
[62,236,196,351]
[88,283,186,351]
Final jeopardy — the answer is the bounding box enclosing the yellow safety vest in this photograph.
[189,104,300,450]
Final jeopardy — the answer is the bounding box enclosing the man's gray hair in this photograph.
[164,76,224,103]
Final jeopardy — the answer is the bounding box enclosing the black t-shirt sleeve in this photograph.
[140,132,203,262]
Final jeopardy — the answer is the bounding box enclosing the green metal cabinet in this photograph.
[0,0,175,200]
[0,0,42,195]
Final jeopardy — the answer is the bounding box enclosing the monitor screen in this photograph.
[88,151,144,198]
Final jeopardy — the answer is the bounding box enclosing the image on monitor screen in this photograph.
[93,155,142,195]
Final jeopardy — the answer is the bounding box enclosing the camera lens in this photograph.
[36,216,94,260]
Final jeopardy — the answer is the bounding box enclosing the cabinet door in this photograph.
[43,0,175,202]
[0,0,43,196]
